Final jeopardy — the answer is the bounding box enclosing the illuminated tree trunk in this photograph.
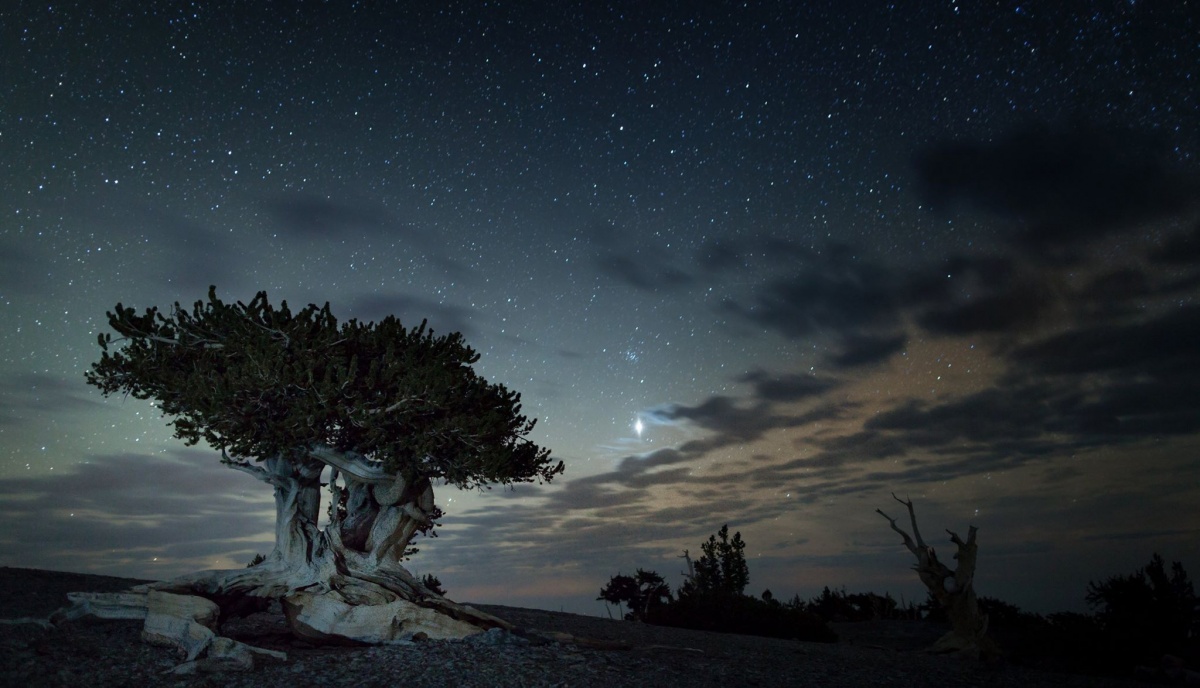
[877,493,999,659]
[49,446,510,671]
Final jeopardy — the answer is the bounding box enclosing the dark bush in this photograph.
[806,586,916,622]
[1087,554,1200,670]
[421,573,447,596]
[598,569,672,621]
[976,596,1028,630]
[647,592,838,643]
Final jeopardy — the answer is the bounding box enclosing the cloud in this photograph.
[718,242,912,370]
[1009,304,1200,379]
[151,215,245,294]
[0,450,275,578]
[828,333,908,368]
[738,369,839,402]
[595,254,695,291]
[586,222,696,292]
[264,194,396,238]
[915,255,1057,336]
[0,372,104,416]
[0,238,50,295]
[723,245,899,338]
[1150,221,1200,266]
[915,123,1200,253]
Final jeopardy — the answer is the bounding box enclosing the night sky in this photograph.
[2,2,1199,617]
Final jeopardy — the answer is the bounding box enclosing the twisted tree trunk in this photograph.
[49,445,512,672]
[876,493,998,660]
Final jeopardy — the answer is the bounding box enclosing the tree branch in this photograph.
[307,445,392,484]
[220,450,277,485]
[876,506,919,557]
[890,492,928,549]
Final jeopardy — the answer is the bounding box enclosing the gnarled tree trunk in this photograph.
[876,493,998,660]
[48,445,512,672]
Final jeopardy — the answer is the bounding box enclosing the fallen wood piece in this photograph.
[140,590,220,661]
[50,591,149,623]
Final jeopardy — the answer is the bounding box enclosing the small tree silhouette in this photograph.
[421,573,447,597]
[597,569,672,621]
[679,524,748,598]
[1087,553,1199,663]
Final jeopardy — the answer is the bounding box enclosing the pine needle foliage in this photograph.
[86,286,561,490]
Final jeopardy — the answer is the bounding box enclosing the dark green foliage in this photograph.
[245,553,266,568]
[647,592,838,643]
[680,524,748,598]
[981,610,1113,675]
[602,526,836,643]
[976,596,1025,629]
[1086,553,1199,666]
[421,573,447,596]
[597,569,672,621]
[86,287,561,489]
[958,560,1200,678]
[920,589,948,623]
[805,586,916,622]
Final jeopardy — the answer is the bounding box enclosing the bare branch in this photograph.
[890,492,928,549]
[876,506,920,556]
[144,334,225,349]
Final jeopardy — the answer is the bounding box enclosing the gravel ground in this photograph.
[0,567,1158,688]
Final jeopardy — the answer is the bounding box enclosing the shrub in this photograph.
[598,569,672,621]
[806,586,914,622]
[648,591,838,643]
[421,573,447,596]
[1087,554,1199,668]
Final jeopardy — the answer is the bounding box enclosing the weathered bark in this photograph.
[46,445,513,671]
[877,493,999,660]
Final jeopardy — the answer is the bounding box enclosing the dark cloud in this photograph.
[738,369,839,402]
[828,333,908,368]
[0,372,104,416]
[866,387,1055,447]
[724,247,899,339]
[915,123,1200,252]
[1009,304,1200,379]
[918,281,1055,335]
[1150,222,1200,266]
[264,194,395,238]
[0,450,274,576]
[719,243,909,369]
[0,239,49,295]
[596,254,695,291]
[152,215,243,293]
[587,223,696,292]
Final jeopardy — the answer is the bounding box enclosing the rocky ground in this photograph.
[0,567,1161,687]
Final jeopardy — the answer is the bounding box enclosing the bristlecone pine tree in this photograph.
[877,493,999,659]
[60,287,562,666]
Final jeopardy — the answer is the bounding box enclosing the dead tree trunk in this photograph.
[46,445,513,672]
[876,492,998,659]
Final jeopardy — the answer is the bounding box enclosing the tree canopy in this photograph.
[86,286,561,489]
[682,524,749,598]
[597,569,672,621]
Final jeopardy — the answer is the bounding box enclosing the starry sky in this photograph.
[2,1,1199,617]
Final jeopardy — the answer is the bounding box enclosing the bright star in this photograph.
[635,417,644,437]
